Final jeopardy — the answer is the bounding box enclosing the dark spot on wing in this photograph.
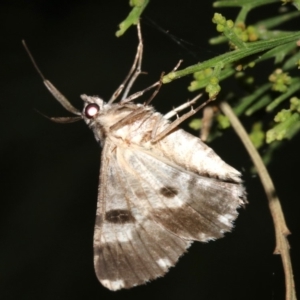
[160,186,178,198]
[105,209,135,224]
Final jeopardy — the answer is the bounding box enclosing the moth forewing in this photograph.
[26,23,246,291]
[84,93,246,290]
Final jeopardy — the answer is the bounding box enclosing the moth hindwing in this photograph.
[27,23,246,291]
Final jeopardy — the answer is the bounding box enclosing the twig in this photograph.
[220,101,297,300]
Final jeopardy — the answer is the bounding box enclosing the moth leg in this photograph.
[110,107,151,131]
[150,94,202,140]
[151,114,163,140]
[108,23,144,104]
[163,94,202,120]
[121,80,160,104]
[144,75,163,106]
[151,94,213,143]
[144,59,182,107]
[120,22,144,101]
[172,59,183,72]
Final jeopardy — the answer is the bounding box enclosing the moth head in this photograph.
[81,94,104,123]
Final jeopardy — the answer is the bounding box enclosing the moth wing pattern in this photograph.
[94,141,192,291]
[93,125,245,290]
[125,145,245,241]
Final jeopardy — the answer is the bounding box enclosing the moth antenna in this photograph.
[50,116,82,123]
[22,40,81,116]
[22,40,46,81]
[34,107,81,123]
[34,109,81,123]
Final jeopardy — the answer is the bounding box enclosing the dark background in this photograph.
[1,1,300,299]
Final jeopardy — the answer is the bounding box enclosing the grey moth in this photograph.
[24,23,246,291]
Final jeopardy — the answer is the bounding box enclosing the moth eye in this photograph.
[85,103,99,118]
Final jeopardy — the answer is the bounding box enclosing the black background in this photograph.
[1,1,300,299]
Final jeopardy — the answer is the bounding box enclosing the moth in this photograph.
[24,23,246,291]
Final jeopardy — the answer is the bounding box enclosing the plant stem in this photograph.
[220,101,297,300]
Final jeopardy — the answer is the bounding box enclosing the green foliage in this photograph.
[162,31,300,83]
[217,114,231,129]
[189,118,202,131]
[171,0,300,165]
[269,69,292,92]
[117,0,300,166]
[116,0,149,37]
[266,97,300,143]
[249,122,265,148]
[188,65,224,98]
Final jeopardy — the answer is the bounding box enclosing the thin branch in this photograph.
[219,101,297,300]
